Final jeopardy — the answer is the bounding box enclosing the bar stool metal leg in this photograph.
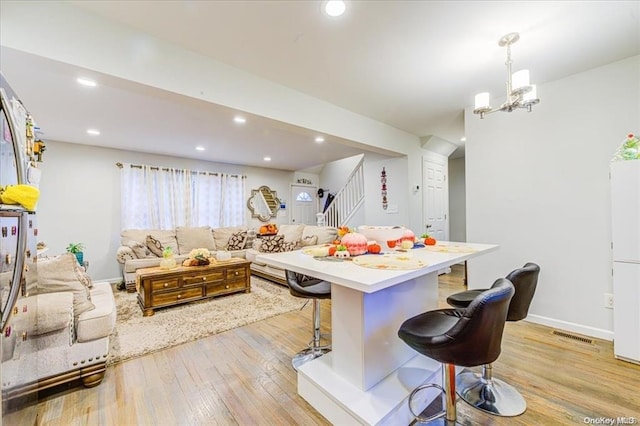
[291,298,331,371]
[456,363,527,416]
[408,363,457,425]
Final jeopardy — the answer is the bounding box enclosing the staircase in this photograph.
[318,156,365,228]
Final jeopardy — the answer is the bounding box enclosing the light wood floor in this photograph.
[4,265,640,425]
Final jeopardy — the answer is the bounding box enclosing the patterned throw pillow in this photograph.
[146,235,164,257]
[227,231,248,251]
[281,241,300,252]
[258,235,284,253]
[123,239,150,258]
[299,235,318,247]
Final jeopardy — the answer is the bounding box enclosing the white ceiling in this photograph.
[1,1,639,170]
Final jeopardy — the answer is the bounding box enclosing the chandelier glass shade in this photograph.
[474,32,540,119]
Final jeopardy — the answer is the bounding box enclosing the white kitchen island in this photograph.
[256,242,498,425]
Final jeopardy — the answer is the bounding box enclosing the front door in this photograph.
[423,156,448,241]
[290,185,318,225]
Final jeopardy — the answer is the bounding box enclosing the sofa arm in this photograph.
[116,246,135,264]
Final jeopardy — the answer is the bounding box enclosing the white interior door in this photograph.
[423,155,448,241]
[290,185,318,225]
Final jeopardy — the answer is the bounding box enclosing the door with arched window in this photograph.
[290,184,318,225]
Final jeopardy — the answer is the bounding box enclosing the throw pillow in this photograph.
[146,235,164,257]
[282,241,299,252]
[227,231,248,251]
[35,253,95,318]
[213,226,247,250]
[258,235,284,253]
[299,235,318,247]
[122,239,150,258]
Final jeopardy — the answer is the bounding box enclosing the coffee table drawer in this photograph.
[226,266,247,279]
[153,287,203,306]
[150,277,180,292]
[182,270,225,286]
[206,279,247,296]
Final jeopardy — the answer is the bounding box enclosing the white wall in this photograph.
[449,157,466,242]
[465,55,640,340]
[362,153,411,229]
[38,141,298,281]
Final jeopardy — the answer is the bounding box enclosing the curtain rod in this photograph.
[115,162,246,178]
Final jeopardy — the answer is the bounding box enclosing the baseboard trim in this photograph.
[526,314,614,342]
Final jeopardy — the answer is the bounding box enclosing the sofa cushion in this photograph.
[11,292,73,336]
[176,226,216,255]
[77,281,117,343]
[213,226,248,250]
[121,229,176,247]
[227,231,248,251]
[278,224,305,243]
[302,226,338,244]
[258,235,284,253]
[35,253,95,318]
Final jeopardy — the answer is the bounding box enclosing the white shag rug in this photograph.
[107,276,302,365]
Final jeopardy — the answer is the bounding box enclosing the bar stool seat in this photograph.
[398,278,514,425]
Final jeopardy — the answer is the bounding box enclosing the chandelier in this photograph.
[474,32,540,119]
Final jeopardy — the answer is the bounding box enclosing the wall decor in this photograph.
[381,167,388,210]
[247,185,281,222]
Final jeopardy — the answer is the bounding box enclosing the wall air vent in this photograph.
[552,330,594,345]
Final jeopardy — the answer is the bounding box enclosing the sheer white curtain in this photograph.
[120,163,246,229]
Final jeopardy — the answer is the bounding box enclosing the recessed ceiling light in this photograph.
[233,116,246,124]
[315,136,325,143]
[325,0,346,17]
[77,78,97,87]
[460,136,467,142]
[263,156,271,162]
[195,146,205,151]
[86,129,100,135]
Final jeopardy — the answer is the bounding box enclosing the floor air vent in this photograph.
[552,330,594,344]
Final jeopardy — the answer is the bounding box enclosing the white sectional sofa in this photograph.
[246,224,338,286]
[116,225,255,291]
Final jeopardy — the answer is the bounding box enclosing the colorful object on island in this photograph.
[612,133,640,161]
[334,245,351,258]
[340,232,368,256]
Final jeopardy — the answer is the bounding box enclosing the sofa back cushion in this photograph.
[176,226,216,255]
[213,226,248,250]
[278,224,305,243]
[33,253,95,318]
[302,226,338,244]
[121,229,178,256]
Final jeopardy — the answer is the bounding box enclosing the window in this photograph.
[120,163,245,229]
[296,191,313,202]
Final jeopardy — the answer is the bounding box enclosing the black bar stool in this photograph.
[398,278,514,425]
[285,270,331,371]
[446,262,540,416]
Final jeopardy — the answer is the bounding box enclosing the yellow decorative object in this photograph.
[0,184,40,211]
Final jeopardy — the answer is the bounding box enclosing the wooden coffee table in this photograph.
[135,258,251,316]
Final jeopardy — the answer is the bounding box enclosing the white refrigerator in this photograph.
[610,159,640,364]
